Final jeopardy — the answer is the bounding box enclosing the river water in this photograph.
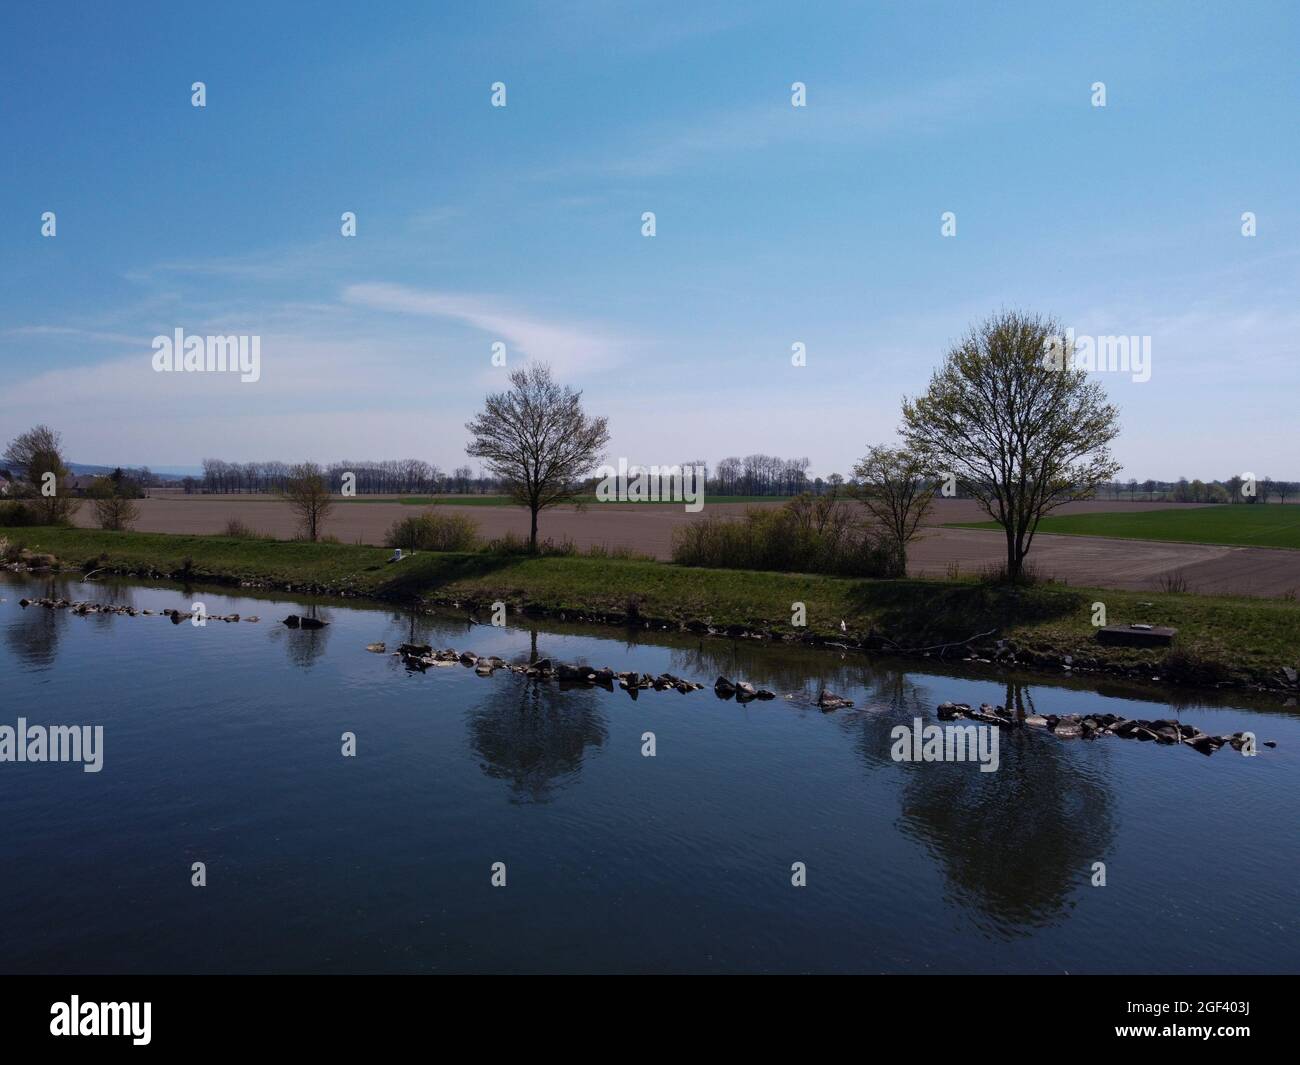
[0,572,1295,973]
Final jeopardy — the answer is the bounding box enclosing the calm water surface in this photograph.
[1,572,1296,973]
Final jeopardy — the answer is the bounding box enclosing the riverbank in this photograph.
[4,525,1298,696]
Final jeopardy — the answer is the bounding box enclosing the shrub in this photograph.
[385,512,480,552]
[1160,647,1230,686]
[223,518,261,538]
[1155,572,1190,594]
[586,542,653,561]
[671,500,898,577]
[0,500,39,527]
[90,490,140,531]
[483,532,576,556]
[979,560,1043,586]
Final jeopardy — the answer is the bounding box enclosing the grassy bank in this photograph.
[953,504,1300,550]
[4,525,1297,691]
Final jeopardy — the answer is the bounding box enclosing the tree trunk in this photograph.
[529,506,539,553]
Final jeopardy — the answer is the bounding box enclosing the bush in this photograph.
[1160,647,1230,686]
[979,560,1043,586]
[91,493,140,531]
[585,542,653,561]
[0,500,39,526]
[483,532,576,556]
[1155,572,1190,594]
[385,512,480,552]
[223,518,261,538]
[671,500,899,577]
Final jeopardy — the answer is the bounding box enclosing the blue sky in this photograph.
[1,1,1297,479]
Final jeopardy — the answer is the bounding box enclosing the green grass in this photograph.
[952,504,1300,550]
[4,525,1297,687]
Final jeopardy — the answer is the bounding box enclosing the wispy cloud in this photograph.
[4,325,142,345]
[343,282,628,375]
[538,75,1009,180]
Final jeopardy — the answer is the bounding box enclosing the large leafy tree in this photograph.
[902,310,1120,582]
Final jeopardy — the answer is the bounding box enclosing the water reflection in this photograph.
[893,680,1116,938]
[467,675,608,805]
[271,604,333,669]
[5,588,67,666]
[1,572,1295,972]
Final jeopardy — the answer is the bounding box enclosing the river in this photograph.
[1,572,1295,973]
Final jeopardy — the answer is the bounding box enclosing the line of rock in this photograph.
[937,702,1276,755]
[384,642,705,696]
[380,643,860,709]
[17,597,259,623]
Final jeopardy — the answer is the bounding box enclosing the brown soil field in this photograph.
[74,495,1299,597]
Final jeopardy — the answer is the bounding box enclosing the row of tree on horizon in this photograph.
[158,461,1297,504]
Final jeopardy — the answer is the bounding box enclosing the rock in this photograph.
[1053,720,1083,738]
[366,643,387,654]
[282,615,301,628]
[399,643,432,656]
[937,702,962,720]
[755,689,776,700]
[299,617,327,630]
[1282,667,1298,686]
[556,663,590,682]
[817,689,853,711]
[1024,715,1049,728]
[18,598,29,607]
[458,652,477,665]
[714,676,737,697]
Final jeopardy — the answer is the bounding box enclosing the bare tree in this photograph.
[851,445,935,577]
[2,424,80,525]
[280,462,334,542]
[465,362,610,551]
[89,476,141,530]
[902,310,1120,582]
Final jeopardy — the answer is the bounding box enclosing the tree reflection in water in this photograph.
[888,679,1115,938]
[5,578,68,667]
[275,605,332,669]
[467,676,608,805]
